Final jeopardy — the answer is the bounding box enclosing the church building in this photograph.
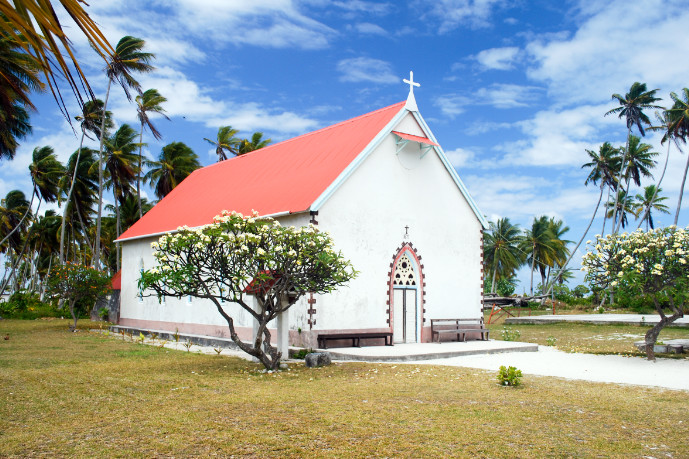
[116,76,487,348]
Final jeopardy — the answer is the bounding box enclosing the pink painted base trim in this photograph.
[118,317,261,343]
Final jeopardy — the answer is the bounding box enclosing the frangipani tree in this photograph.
[139,211,357,370]
[582,227,688,360]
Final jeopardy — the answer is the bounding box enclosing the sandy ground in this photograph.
[146,338,689,392]
[415,346,689,391]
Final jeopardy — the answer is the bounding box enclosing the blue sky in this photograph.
[7,0,689,290]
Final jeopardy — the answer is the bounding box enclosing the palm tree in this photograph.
[145,142,200,199]
[205,126,240,161]
[635,185,670,230]
[135,88,168,218]
[0,190,30,254]
[544,218,571,287]
[0,0,112,115]
[666,88,689,225]
[108,194,153,235]
[0,31,41,159]
[483,218,524,294]
[0,102,32,161]
[638,111,678,229]
[238,132,272,155]
[605,82,663,233]
[605,190,637,230]
[0,146,63,248]
[548,143,620,293]
[60,99,110,263]
[95,35,154,269]
[59,148,98,264]
[522,216,557,295]
[102,124,139,270]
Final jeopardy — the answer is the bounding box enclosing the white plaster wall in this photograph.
[316,112,483,331]
[119,213,313,336]
[118,112,483,341]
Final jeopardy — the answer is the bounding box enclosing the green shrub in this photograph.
[500,327,521,341]
[291,348,314,359]
[497,365,523,386]
[0,291,58,319]
[545,336,557,346]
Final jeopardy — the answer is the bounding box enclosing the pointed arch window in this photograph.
[393,252,417,286]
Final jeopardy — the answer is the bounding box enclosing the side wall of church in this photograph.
[119,213,313,343]
[315,112,484,342]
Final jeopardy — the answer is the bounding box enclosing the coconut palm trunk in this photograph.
[60,130,86,263]
[638,140,671,229]
[675,153,689,226]
[94,79,112,269]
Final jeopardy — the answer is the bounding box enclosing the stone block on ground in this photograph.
[305,352,331,368]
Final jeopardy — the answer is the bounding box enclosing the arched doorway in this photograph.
[389,244,424,343]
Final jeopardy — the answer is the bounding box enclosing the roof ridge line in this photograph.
[202,101,406,169]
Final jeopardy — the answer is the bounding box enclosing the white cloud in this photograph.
[435,84,540,117]
[526,0,689,106]
[444,147,476,168]
[337,57,398,84]
[332,1,391,15]
[499,103,616,167]
[354,22,388,36]
[420,0,505,32]
[474,47,520,70]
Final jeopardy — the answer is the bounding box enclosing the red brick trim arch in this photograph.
[385,242,427,341]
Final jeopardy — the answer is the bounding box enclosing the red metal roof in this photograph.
[392,130,438,146]
[111,270,121,290]
[118,101,406,241]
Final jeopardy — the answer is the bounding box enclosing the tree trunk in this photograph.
[138,123,144,219]
[529,246,536,296]
[644,297,684,361]
[490,265,497,294]
[69,299,78,331]
[638,140,671,230]
[611,129,631,235]
[115,188,121,271]
[95,79,113,270]
[61,130,86,264]
[674,150,689,226]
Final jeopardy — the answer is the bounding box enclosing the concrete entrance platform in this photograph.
[323,340,537,362]
[505,313,689,327]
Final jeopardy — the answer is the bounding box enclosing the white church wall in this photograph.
[315,112,483,340]
[119,213,313,342]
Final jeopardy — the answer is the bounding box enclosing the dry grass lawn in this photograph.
[1,319,688,457]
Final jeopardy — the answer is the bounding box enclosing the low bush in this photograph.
[497,365,523,386]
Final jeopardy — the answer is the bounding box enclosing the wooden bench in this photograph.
[431,318,489,343]
[317,332,393,349]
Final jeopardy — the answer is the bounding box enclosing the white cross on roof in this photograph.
[403,71,419,112]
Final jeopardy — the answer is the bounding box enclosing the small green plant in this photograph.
[182,340,192,352]
[497,365,523,386]
[292,348,314,359]
[150,332,158,341]
[173,328,180,342]
[158,339,168,349]
[98,307,109,320]
[500,327,521,341]
[213,346,223,355]
[545,336,557,346]
[126,331,133,342]
[138,332,146,344]
[597,306,605,314]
